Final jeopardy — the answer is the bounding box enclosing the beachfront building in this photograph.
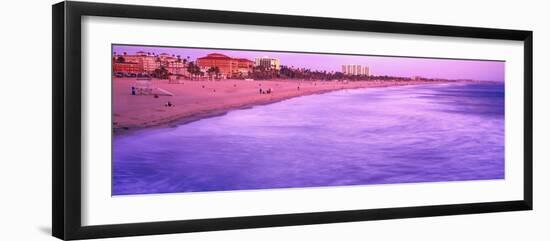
[254,56,281,70]
[113,62,141,73]
[197,53,254,79]
[158,53,177,62]
[113,51,190,77]
[166,61,186,76]
[342,64,370,76]
[157,53,186,75]
[122,51,160,72]
[236,58,254,77]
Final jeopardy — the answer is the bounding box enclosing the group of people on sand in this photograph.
[259,88,273,95]
[164,101,174,107]
[130,86,175,108]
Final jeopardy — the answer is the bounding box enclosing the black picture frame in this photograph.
[52,1,533,240]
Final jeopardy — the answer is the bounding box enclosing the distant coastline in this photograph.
[112,78,460,135]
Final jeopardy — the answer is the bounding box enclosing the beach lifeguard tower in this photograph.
[135,78,153,95]
[134,77,174,96]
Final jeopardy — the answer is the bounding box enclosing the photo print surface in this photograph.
[111,44,505,195]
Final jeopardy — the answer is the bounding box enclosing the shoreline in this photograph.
[114,85,358,136]
[113,79,459,135]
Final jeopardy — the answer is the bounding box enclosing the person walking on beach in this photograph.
[259,88,262,94]
[131,86,136,95]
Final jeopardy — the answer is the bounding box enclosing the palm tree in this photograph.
[195,66,201,79]
[154,66,169,79]
[213,66,221,80]
[187,62,196,80]
[187,62,203,80]
[207,67,216,80]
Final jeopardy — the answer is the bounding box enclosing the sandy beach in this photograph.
[113,78,450,132]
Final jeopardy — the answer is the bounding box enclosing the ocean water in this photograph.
[112,82,505,195]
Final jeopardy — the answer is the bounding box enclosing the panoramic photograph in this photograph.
[111,44,505,196]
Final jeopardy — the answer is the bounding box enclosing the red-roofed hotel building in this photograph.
[197,53,254,79]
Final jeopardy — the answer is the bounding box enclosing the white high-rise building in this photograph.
[254,56,281,70]
[342,64,370,76]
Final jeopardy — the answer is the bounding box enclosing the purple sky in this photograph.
[113,45,504,81]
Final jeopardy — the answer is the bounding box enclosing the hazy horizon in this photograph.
[113,44,505,81]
